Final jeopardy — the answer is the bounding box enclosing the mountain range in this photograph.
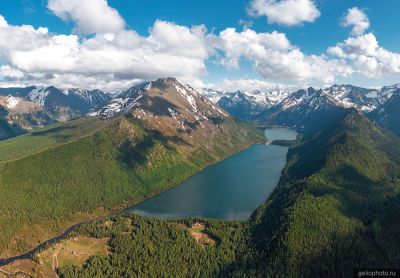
[201,84,400,117]
[199,88,290,120]
[1,81,399,140]
[0,86,110,139]
[244,83,400,136]
[198,84,400,136]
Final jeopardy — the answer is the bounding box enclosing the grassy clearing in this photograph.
[1,236,109,278]
[183,223,217,247]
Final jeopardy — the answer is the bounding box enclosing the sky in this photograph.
[0,0,400,91]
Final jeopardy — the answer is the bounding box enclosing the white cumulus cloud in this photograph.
[328,33,400,78]
[215,28,291,69]
[341,7,370,36]
[0,15,8,28]
[248,0,320,26]
[215,28,351,85]
[1,1,398,91]
[47,0,125,34]
[0,15,212,90]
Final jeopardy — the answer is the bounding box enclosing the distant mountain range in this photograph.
[0,86,110,139]
[256,88,348,135]
[218,83,400,136]
[200,84,400,119]
[199,88,290,120]
[1,80,400,140]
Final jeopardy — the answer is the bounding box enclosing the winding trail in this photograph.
[52,254,60,278]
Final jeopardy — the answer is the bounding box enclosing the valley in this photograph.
[3,106,399,278]
[0,78,263,258]
[128,127,294,220]
[0,78,400,278]
[2,2,400,277]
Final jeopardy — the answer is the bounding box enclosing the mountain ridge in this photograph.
[0,86,111,139]
[369,89,400,136]
[248,107,400,276]
[200,82,400,122]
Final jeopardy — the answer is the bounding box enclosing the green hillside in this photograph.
[249,108,400,277]
[0,115,261,256]
[51,109,400,278]
[0,117,108,162]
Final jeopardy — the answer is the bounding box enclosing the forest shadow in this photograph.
[118,128,191,170]
[329,164,395,220]
[31,124,77,142]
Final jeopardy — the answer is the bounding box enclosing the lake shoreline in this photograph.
[0,140,257,265]
[128,128,296,220]
[0,128,296,266]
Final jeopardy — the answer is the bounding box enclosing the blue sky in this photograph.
[1,0,400,90]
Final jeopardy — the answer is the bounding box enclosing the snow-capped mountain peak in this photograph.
[90,78,229,128]
[199,87,290,120]
[320,84,378,112]
[1,85,111,121]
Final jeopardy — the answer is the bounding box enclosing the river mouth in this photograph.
[127,128,297,220]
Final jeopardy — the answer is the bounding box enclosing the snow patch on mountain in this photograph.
[199,88,291,120]
[174,80,198,113]
[28,88,49,107]
[6,95,20,109]
[200,88,290,107]
[321,85,378,112]
[90,93,144,118]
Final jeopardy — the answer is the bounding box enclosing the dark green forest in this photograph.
[0,115,261,256]
[247,109,400,277]
[58,109,400,278]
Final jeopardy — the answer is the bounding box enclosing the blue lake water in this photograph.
[127,128,296,220]
[265,127,297,141]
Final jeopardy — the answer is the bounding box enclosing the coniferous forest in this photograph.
[55,109,400,278]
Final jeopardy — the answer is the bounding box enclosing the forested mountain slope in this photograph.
[249,108,400,277]
[48,108,400,278]
[0,80,262,257]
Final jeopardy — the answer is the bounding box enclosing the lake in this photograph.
[127,128,296,220]
[265,127,297,141]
